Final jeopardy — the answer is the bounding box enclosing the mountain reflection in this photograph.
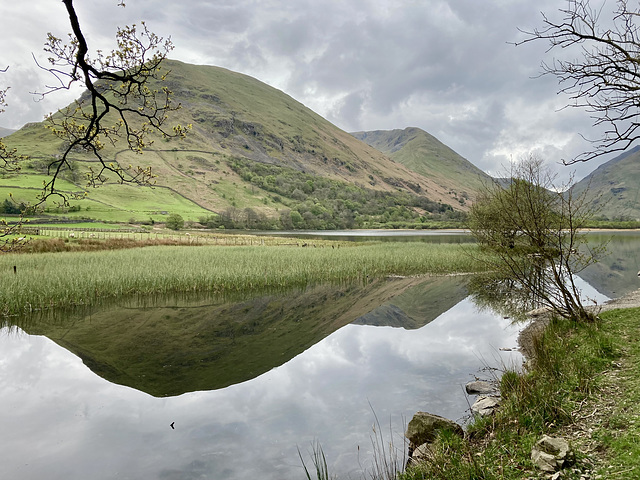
[9,276,468,397]
[579,232,640,298]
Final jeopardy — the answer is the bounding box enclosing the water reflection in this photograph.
[252,229,476,244]
[580,231,640,298]
[468,271,610,321]
[0,278,523,480]
[465,231,638,318]
[9,277,464,397]
[5,230,637,480]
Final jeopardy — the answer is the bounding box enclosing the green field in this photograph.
[0,173,213,223]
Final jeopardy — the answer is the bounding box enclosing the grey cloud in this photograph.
[0,0,618,181]
[332,90,369,129]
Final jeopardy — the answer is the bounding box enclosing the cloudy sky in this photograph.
[0,0,618,182]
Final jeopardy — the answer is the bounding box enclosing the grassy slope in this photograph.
[352,127,491,204]
[2,60,471,224]
[159,61,456,203]
[0,174,212,222]
[571,146,640,220]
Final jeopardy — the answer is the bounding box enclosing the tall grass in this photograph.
[365,408,408,480]
[299,442,331,480]
[0,242,489,315]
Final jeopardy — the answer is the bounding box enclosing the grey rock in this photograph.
[465,380,497,395]
[410,442,435,464]
[471,395,501,416]
[405,411,464,448]
[531,435,574,473]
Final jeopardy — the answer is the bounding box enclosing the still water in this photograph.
[1,231,637,480]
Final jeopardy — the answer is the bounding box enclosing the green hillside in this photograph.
[352,127,491,205]
[571,146,640,221]
[2,60,469,228]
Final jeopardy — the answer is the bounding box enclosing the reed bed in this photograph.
[18,233,343,253]
[0,242,489,315]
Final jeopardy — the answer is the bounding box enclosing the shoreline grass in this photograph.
[398,308,640,480]
[0,242,490,316]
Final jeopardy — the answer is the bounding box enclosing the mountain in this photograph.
[352,127,491,206]
[0,126,15,138]
[2,60,470,227]
[571,146,640,220]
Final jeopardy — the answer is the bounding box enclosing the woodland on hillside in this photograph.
[197,157,464,230]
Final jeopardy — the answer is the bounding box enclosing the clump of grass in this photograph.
[299,410,407,480]
[364,408,407,480]
[402,429,488,480]
[298,442,331,480]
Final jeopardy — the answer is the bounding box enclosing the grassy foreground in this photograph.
[400,307,640,480]
[0,242,488,316]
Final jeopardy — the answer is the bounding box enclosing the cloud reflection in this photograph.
[0,296,523,480]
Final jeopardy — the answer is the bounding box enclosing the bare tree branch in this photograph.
[518,0,640,163]
[1,70,26,181]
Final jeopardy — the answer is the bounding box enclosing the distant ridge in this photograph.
[0,126,16,138]
[571,145,640,220]
[352,127,491,205]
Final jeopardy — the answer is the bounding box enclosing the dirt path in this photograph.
[517,288,640,478]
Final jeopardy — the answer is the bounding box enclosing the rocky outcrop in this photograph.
[466,379,501,416]
[465,380,497,395]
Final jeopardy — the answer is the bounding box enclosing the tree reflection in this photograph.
[468,266,554,321]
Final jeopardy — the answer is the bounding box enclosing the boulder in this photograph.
[405,411,464,448]
[465,380,497,395]
[410,442,435,464]
[470,395,501,416]
[531,435,574,473]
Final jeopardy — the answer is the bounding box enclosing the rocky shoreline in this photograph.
[404,287,640,475]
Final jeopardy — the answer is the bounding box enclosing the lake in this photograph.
[1,230,637,479]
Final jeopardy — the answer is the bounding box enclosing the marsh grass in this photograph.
[0,242,489,315]
[299,442,332,480]
[365,410,408,480]
[299,410,407,480]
